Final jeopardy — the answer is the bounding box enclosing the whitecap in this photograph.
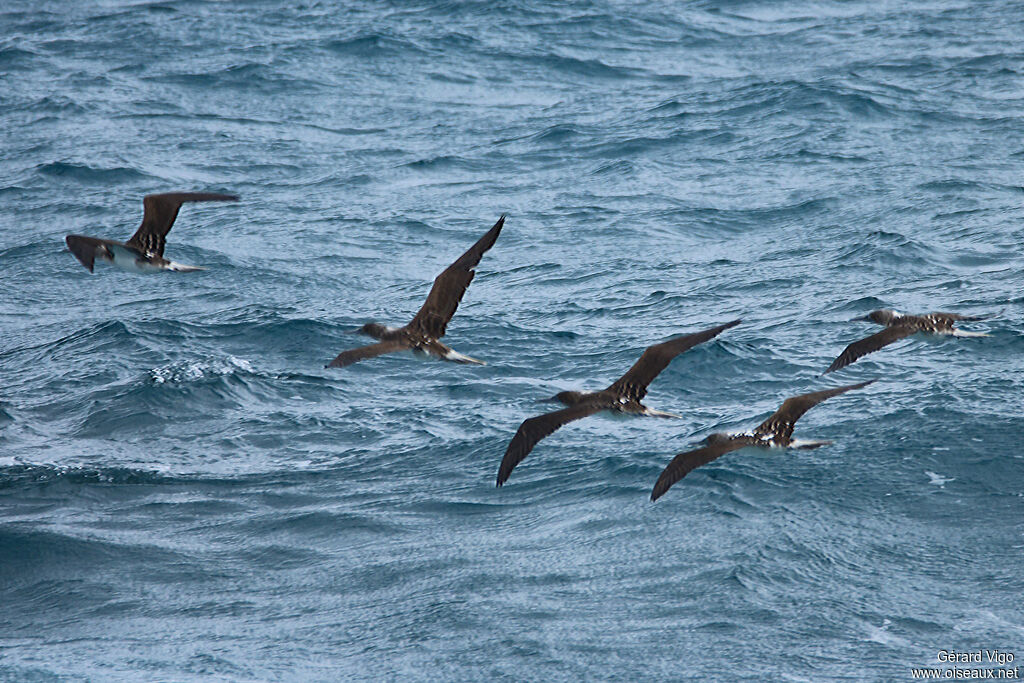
[149,356,255,384]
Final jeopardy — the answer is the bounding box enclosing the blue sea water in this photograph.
[2,0,1023,679]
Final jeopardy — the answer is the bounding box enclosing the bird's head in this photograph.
[539,390,586,406]
[851,309,896,325]
[351,322,389,338]
[702,432,732,446]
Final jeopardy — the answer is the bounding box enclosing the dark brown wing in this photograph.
[650,438,753,501]
[825,326,918,373]
[126,192,239,257]
[65,235,126,272]
[325,339,411,368]
[753,380,875,442]
[607,320,741,399]
[496,401,609,486]
[407,215,505,339]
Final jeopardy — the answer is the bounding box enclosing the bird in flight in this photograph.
[650,379,875,501]
[326,215,505,369]
[825,309,991,373]
[66,192,238,273]
[496,320,741,487]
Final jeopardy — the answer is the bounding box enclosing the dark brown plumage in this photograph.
[66,192,239,272]
[496,319,741,487]
[825,326,917,374]
[825,309,991,373]
[65,235,120,273]
[650,380,875,501]
[607,321,744,402]
[326,215,505,368]
[496,403,610,488]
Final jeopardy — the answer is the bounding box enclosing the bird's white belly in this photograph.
[106,244,202,273]
[107,244,164,273]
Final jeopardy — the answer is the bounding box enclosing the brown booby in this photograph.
[65,192,238,273]
[326,215,505,368]
[825,309,991,373]
[650,379,874,501]
[496,319,741,487]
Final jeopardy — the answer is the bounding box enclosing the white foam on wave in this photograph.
[149,355,255,384]
[861,618,910,647]
[926,470,954,487]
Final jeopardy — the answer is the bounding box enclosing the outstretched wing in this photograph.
[753,380,875,442]
[65,235,122,272]
[496,401,608,487]
[127,192,239,257]
[325,339,411,368]
[929,311,992,324]
[407,215,505,339]
[607,320,741,399]
[650,439,752,501]
[825,326,917,373]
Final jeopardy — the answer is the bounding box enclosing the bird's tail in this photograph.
[642,407,684,419]
[787,439,832,450]
[441,348,486,365]
[165,261,206,272]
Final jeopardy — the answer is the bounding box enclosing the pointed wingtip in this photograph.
[65,234,97,272]
[958,310,998,322]
[496,460,514,487]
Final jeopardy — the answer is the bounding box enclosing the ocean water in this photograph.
[2,0,1023,680]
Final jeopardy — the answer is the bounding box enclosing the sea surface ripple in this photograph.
[2,0,1023,680]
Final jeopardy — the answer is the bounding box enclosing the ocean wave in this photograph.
[145,63,324,93]
[321,33,427,57]
[0,463,176,489]
[0,46,39,70]
[716,78,896,122]
[34,161,150,185]
[517,52,643,80]
[401,155,484,172]
[28,320,139,362]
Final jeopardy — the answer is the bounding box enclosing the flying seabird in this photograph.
[65,192,239,273]
[496,319,741,487]
[650,379,874,501]
[326,215,505,368]
[825,309,991,373]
